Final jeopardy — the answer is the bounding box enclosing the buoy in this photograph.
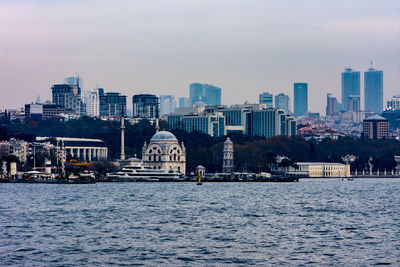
[197,173,202,185]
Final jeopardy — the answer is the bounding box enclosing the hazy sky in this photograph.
[1,0,399,113]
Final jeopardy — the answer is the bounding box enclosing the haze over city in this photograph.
[1,0,399,113]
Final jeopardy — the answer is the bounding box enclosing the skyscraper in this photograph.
[178,97,191,108]
[160,95,177,116]
[85,88,104,117]
[189,83,221,106]
[294,83,308,116]
[275,93,290,113]
[341,68,360,111]
[52,84,85,116]
[364,68,383,114]
[132,94,159,118]
[259,92,273,108]
[326,93,338,116]
[348,95,360,112]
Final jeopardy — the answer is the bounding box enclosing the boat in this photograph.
[107,161,183,182]
[339,177,354,181]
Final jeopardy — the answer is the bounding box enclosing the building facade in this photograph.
[132,94,159,118]
[348,95,361,112]
[85,88,104,117]
[189,83,221,106]
[364,68,383,114]
[341,68,360,111]
[25,104,65,121]
[99,92,127,117]
[387,95,400,110]
[36,137,108,162]
[362,115,389,139]
[259,92,273,108]
[52,84,85,116]
[178,97,191,108]
[294,83,308,116]
[289,162,350,178]
[181,113,226,137]
[326,93,338,116]
[142,131,186,175]
[160,95,177,116]
[275,93,290,113]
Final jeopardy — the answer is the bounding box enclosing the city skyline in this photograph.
[1,0,399,113]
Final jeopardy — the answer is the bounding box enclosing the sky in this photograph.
[1,0,399,114]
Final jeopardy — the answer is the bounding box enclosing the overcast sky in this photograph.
[1,0,399,113]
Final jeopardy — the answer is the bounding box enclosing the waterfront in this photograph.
[1,179,400,266]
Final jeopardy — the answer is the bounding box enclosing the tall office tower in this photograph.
[85,88,104,117]
[178,97,191,108]
[132,94,159,118]
[341,68,360,111]
[65,76,83,89]
[326,93,338,116]
[51,84,85,116]
[293,83,308,116]
[348,95,361,112]
[259,92,273,108]
[387,95,400,110]
[160,95,177,115]
[275,93,290,113]
[189,83,221,106]
[364,68,383,113]
[99,92,127,117]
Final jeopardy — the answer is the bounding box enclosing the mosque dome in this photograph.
[150,131,178,142]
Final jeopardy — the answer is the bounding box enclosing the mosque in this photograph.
[141,131,186,175]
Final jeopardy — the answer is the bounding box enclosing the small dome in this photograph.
[150,131,178,142]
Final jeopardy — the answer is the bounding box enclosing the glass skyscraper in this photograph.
[189,83,221,106]
[275,93,290,113]
[341,68,360,111]
[132,94,159,118]
[364,68,383,114]
[294,83,308,116]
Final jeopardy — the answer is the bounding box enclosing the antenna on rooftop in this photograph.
[370,60,373,69]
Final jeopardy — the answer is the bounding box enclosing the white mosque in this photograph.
[142,131,186,175]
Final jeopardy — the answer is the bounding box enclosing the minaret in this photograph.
[120,107,126,161]
[223,137,234,173]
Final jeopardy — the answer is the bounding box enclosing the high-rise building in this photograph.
[362,115,389,139]
[85,88,104,117]
[275,93,290,113]
[341,68,360,111]
[364,68,383,113]
[99,92,127,117]
[64,76,83,88]
[259,92,273,108]
[160,95,177,116]
[294,83,308,116]
[348,95,361,112]
[326,93,338,116]
[387,95,400,110]
[178,97,191,108]
[189,83,221,106]
[132,94,159,118]
[51,84,85,116]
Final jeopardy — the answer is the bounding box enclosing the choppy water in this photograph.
[1,179,400,266]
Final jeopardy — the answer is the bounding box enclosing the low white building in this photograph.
[289,162,351,178]
[36,137,108,162]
